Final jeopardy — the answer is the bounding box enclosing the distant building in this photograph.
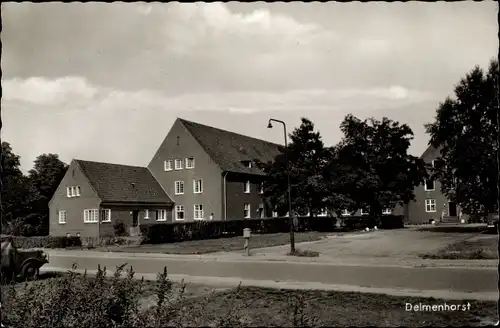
[405,145,465,225]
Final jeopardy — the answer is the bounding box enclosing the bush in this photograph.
[113,220,128,237]
[0,236,82,249]
[287,249,320,257]
[0,265,251,328]
[139,215,404,245]
[379,215,405,229]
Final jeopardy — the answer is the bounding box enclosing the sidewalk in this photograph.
[40,266,498,301]
[45,248,498,269]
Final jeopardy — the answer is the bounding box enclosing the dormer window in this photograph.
[242,160,252,168]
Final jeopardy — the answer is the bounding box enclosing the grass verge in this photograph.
[96,232,329,254]
[1,268,495,327]
[420,236,497,260]
[417,225,496,234]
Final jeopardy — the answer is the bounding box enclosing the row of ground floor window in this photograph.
[56,204,405,226]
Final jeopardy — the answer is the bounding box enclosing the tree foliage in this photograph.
[425,59,499,216]
[335,114,427,218]
[1,142,32,233]
[1,142,68,235]
[258,118,331,217]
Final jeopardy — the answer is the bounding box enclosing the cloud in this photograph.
[3,77,438,115]
[3,77,98,105]
[2,2,497,172]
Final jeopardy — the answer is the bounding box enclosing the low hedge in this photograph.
[0,235,82,249]
[140,215,405,244]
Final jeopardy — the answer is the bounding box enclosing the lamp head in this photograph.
[267,121,273,129]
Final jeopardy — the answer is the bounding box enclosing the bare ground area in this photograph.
[237,225,497,261]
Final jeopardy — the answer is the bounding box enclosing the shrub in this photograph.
[287,249,320,257]
[113,220,128,237]
[379,215,405,229]
[0,265,258,328]
[140,215,402,244]
[0,236,82,249]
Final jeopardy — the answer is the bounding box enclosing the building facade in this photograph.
[49,160,174,237]
[148,118,282,222]
[50,118,282,237]
[405,145,465,225]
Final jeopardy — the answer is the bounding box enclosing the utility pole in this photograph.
[268,118,295,253]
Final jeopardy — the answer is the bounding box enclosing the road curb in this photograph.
[40,266,498,301]
[44,249,498,269]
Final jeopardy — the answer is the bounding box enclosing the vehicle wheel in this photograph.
[21,262,40,281]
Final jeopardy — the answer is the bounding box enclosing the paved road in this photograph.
[44,251,497,299]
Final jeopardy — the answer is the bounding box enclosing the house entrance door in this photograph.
[448,202,457,217]
[132,210,139,227]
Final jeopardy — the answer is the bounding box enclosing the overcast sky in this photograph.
[2,2,498,172]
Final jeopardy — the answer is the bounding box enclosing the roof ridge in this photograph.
[74,159,147,169]
[179,118,283,147]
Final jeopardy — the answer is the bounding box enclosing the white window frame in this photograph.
[382,208,392,215]
[175,181,184,195]
[71,186,76,197]
[244,181,250,193]
[360,208,369,216]
[341,209,351,216]
[193,179,203,194]
[58,210,67,224]
[259,183,264,194]
[194,204,204,220]
[175,205,185,221]
[425,199,437,213]
[67,187,71,197]
[100,209,111,223]
[424,179,435,191]
[318,208,328,217]
[164,160,173,171]
[157,209,168,222]
[144,209,150,219]
[272,211,278,218]
[83,209,99,223]
[76,186,81,196]
[174,159,183,170]
[244,204,251,218]
[186,157,195,169]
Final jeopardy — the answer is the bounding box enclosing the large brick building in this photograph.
[49,118,281,237]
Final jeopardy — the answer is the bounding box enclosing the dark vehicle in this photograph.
[14,249,49,280]
[1,239,49,282]
[487,213,499,229]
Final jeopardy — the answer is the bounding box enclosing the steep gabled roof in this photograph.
[179,119,282,176]
[420,144,443,160]
[75,160,173,204]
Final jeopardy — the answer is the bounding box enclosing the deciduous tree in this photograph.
[425,59,499,217]
[28,154,69,235]
[1,142,31,234]
[336,114,427,221]
[259,118,331,217]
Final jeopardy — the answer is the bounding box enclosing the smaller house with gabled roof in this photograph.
[49,160,174,238]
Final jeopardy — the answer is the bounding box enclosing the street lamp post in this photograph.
[268,118,295,253]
